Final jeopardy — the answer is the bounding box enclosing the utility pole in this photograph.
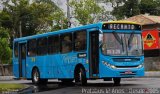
[19,21,22,37]
[67,0,71,28]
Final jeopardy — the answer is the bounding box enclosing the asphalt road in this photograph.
[1,78,160,94]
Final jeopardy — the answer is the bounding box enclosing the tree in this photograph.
[1,0,31,38]
[30,0,68,33]
[50,11,68,31]
[139,0,160,15]
[110,0,160,20]
[69,0,104,25]
[0,0,65,38]
[112,0,140,20]
[0,27,12,65]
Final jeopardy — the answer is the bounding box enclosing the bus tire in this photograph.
[75,67,87,86]
[32,68,48,85]
[32,68,41,85]
[113,78,121,86]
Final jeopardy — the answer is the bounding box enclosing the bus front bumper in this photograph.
[100,66,145,78]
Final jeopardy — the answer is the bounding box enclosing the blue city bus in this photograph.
[13,21,144,85]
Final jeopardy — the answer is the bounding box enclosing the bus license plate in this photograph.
[124,71,132,74]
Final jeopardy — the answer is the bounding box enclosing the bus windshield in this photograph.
[101,32,143,56]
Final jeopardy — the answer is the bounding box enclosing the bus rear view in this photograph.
[99,22,144,85]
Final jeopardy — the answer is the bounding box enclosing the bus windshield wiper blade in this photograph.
[112,31,124,52]
[128,31,135,47]
[113,31,122,44]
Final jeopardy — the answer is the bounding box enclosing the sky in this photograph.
[52,0,113,27]
[0,0,113,14]
[0,1,3,10]
[52,0,113,13]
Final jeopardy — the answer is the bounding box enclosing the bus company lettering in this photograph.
[108,24,135,30]
[63,55,83,64]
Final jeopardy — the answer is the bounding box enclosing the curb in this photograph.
[0,76,14,81]
[0,85,33,94]
[145,72,160,77]
[18,86,34,94]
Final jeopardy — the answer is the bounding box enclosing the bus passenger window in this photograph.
[37,38,47,55]
[61,33,72,53]
[74,30,86,51]
[28,39,37,56]
[14,42,18,57]
[48,35,60,54]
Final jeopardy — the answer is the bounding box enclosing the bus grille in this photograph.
[112,58,140,62]
[115,65,139,68]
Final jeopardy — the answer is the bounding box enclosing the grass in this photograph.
[0,83,26,92]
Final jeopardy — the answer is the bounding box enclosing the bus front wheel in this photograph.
[113,78,121,86]
[75,67,87,86]
[32,68,40,85]
[32,68,48,85]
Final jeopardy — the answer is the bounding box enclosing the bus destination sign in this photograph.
[102,23,141,30]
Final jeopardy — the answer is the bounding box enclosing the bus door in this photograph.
[18,42,27,78]
[89,30,99,78]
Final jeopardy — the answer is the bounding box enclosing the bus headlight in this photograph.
[137,64,144,68]
[102,61,116,69]
[110,65,116,69]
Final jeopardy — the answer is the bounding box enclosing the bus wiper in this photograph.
[113,31,122,44]
[128,31,134,47]
[112,31,124,52]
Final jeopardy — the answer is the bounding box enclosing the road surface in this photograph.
[1,78,160,94]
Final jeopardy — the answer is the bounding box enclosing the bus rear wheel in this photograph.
[113,78,121,86]
[75,67,87,86]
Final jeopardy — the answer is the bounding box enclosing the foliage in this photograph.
[139,0,160,15]
[1,0,31,38]
[111,0,140,20]
[69,0,104,25]
[111,0,160,20]
[50,11,68,31]
[0,83,26,92]
[0,0,66,38]
[0,27,12,64]
[0,0,68,64]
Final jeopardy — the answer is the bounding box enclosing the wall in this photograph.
[144,57,160,71]
[0,64,13,76]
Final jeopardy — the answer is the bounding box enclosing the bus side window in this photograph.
[28,39,37,56]
[48,35,60,54]
[60,33,72,53]
[14,42,18,58]
[37,37,47,55]
[74,30,86,51]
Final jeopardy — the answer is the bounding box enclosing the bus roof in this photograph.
[14,22,101,42]
[103,21,140,25]
[14,21,141,42]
